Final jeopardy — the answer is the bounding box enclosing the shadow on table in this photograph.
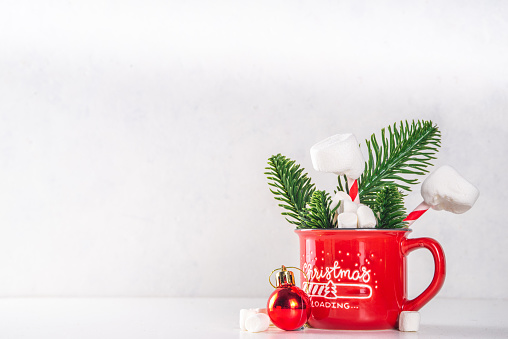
[239,324,506,338]
[421,324,507,338]
[239,326,418,338]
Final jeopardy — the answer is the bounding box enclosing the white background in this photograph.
[0,1,507,299]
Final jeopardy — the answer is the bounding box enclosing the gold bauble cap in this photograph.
[275,265,295,287]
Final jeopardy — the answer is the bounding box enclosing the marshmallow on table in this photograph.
[254,308,268,315]
[398,311,421,332]
[338,212,358,228]
[357,205,377,228]
[421,165,480,214]
[245,313,271,333]
[239,309,257,331]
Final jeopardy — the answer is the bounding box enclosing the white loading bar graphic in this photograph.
[302,281,373,300]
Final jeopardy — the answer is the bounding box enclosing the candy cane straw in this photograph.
[404,166,480,227]
[403,201,431,227]
[347,177,360,204]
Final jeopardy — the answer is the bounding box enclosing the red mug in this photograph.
[295,229,446,330]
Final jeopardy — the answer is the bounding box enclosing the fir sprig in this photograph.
[264,154,315,226]
[372,186,408,229]
[355,120,441,208]
[300,190,335,229]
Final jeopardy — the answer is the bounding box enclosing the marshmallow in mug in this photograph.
[357,205,377,228]
[331,191,352,210]
[421,165,479,214]
[339,200,359,214]
[337,212,358,228]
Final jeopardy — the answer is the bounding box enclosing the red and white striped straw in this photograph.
[403,201,431,227]
[347,177,360,204]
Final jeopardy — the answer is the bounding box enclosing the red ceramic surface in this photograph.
[295,229,446,330]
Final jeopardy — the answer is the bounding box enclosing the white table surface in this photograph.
[0,297,506,339]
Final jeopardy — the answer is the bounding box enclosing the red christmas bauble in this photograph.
[267,284,311,330]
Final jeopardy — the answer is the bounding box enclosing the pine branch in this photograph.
[265,154,315,226]
[357,120,441,208]
[372,186,408,229]
[300,190,335,229]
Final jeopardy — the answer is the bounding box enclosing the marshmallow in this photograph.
[421,165,480,214]
[310,134,365,179]
[339,200,359,214]
[245,313,271,333]
[331,191,352,210]
[239,309,257,330]
[398,311,421,332]
[254,308,268,315]
[337,212,358,228]
[357,205,377,228]
[332,192,353,226]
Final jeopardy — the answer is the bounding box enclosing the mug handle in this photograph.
[401,237,446,311]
